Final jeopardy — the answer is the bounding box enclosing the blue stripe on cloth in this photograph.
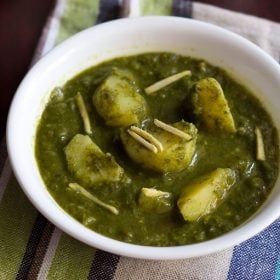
[276,258,280,280]
[227,218,280,280]
[16,213,48,280]
[96,0,120,24]
[172,0,192,18]
[88,250,119,280]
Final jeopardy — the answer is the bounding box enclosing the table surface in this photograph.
[1,0,279,137]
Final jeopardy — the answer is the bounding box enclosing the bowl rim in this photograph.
[6,16,280,260]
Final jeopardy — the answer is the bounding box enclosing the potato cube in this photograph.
[65,134,124,186]
[177,168,236,221]
[120,121,197,173]
[193,78,236,133]
[93,69,147,127]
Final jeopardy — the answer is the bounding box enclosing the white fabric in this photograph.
[193,2,280,60]
[114,248,233,280]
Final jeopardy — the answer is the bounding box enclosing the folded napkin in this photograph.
[1,1,280,279]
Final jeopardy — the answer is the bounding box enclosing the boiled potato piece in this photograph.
[138,188,173,214]
[177,168,236,222]
[65,134,124,186]
[121,121,197,173]
[193,78,236,133]
[93,69,147,127]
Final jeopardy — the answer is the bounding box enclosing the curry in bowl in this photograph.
[35,53,278,246]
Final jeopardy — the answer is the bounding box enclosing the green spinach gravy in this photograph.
[35,53,278,246]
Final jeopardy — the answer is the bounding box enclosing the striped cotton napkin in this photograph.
[1,0,280,279]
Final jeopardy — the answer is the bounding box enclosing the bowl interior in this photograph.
[7,17,280,259]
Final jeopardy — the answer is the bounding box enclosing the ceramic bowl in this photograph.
[7,16,280,259]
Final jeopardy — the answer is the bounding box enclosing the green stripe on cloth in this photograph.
[46,233,95,280]
[0,176,37,280]
[140,0,172,15]
[56,0,100,44]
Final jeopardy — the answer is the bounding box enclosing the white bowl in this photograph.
[7,16,280,259]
